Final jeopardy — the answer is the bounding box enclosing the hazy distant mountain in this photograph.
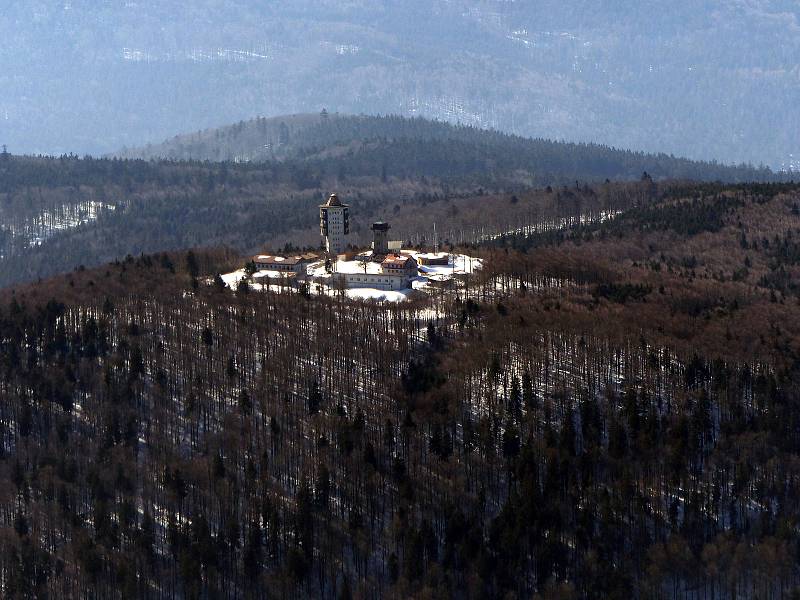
[1,1,798,167]
[113,112,777,185]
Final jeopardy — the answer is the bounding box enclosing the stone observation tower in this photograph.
[319,193,349,256]
[371,222,390,256]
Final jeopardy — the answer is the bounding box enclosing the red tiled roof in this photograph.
[381,254,416,268]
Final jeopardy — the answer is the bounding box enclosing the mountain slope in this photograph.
[1,1,798,166]
[2,182,800,597]
[116,113,775,183]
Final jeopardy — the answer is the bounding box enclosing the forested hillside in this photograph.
[0,135,783,289]
[2,181,800,597]
[117,113,776,182]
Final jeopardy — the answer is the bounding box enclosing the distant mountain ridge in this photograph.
[114,113,777,184]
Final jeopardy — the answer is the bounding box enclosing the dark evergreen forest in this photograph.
[117,114,780,183]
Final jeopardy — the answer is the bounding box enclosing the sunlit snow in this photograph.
[218,251,483,303]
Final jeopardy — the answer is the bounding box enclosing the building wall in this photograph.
[372,229,389,254]
[383,262,419,279]
[418,255,449,266]
[343,272,408,290]
[321,206,348,255]
[255,262,301,273]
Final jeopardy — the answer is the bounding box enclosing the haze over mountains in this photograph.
[113,113,777,183]
[2,1,798,168]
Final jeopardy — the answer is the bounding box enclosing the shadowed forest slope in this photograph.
[2,182,800,598]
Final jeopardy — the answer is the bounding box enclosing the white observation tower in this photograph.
[319,193,350,256]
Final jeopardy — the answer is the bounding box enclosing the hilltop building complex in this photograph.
[241,193,480,297]
[315,194,417,289]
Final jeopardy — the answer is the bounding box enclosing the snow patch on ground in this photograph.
[480,209,620,242]
[413,252,483,280]
[343,288,414,302]
[220,269,247,289]
[1,201,116,249]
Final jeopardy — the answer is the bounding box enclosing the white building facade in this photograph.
[342,272,409,291]
[319,193,349,256]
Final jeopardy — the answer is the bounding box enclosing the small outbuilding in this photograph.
[416,252,450,266]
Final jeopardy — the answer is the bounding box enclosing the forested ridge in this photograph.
[116,114,778,184]
[2,181,800,598]
[0,132,786,290]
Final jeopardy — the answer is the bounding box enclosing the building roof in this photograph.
[320,193,347,208]
[371,221,390,231]
[313,256,409,277]
[416,252,449,260]
[334,259,384,275]
[381,254,417,268]
[253,254,317,266]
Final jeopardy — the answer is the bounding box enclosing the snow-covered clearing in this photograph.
[0,200,116,249]
[415,252,483,280]
[217,251,483,303]
[480,209,621,242]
